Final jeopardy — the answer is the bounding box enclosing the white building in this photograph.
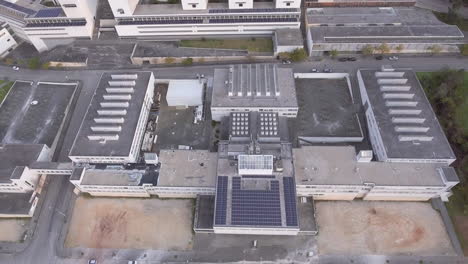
[166,79,204,108]
[69,72,155,164]
[0,22,17,58]
[211,64,298,121]
[108,0,300,39]
[357,66,456,165]
[0,0,97,51]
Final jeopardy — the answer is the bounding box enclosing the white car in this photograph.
[388,56,399,61]
[12,66,19,71]
[311,68,318,73]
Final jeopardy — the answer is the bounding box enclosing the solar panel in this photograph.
[209,8,298,13]
[231,177,282,226]
[34,8,63,18]
[283,177,298,227]
[242,175,275,179]
[214,176,228,225]
[209,17,297,24]
[25,20,86,27]
[119,19,203,25]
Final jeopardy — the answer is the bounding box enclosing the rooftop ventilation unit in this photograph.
[388,109,421,115]
[377,78,408,85]
[111,74,138,80]
[93,117,125,124]
[398,135,434,142]
[391,117,426,124]
[97,109,127,116]
[87,134,119,141]
[385,101,418,107]
[103,94,132,101]
[380,85,411,92]
[105,88,134,93]
[383,93,414,99]
[91,126,122,132]
[100,102,129,108]
[375,71,405,78]
[394,126,430,133]
[108,80,136,86]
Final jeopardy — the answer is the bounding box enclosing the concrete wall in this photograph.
[0,28,17,58]
[214,226,299,235]
[310,42,461,54]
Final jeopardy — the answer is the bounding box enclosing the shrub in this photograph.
[41,62,50,70]
[376,43,390,54]
[461,44,468,56]
[361,44,374,55]
[164,57,175,64]
[182,57,193,65]
[28,57,41,69]
[427,45,442,54]
[395,44,404,53]
[329,49,339,58]
[289,48,307,62]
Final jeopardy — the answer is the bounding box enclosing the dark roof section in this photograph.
[34,7,63,17]
[0,0,36,15]
[0,144,45,183]
[0,192,34,216]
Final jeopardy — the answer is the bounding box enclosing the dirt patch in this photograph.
[0,219,28,242]
[316,201,456,256]
[65,197,194,250]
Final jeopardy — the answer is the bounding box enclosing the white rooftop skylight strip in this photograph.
[398,135,434,142]
[110,74,138,80]
[87,134,119,141]
[380,85,411,92]
[93,117,125,124]
[391,117,426,124]
[383,93,414,99]
[394,126,430,133]
[100,102,129,108]
[377,78,408,85]
[97,109,127,116]
[385,101,418,107]
[388,109,422,115]
[91,126,122,132]
[375,71,405,78]
[105,88,134,93]
[108,80,136,86]
[103,94,132,101]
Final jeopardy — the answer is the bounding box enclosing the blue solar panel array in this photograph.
[119,19,203,25]
[283,177,298,227]
[25,20,86,27]
[34,8,63,18]
[214,176,228,225]
[209,17,297,24]
[231,177,282,226]
[209,8,297,13]
[242,175,275,179]
[0,0,35,15]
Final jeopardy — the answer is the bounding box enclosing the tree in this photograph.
[361,44,374,55]
[277,52,291,60]
[461,44,468,56]
[289,48,307,62]
[376,43,390,54]
[428,45,442,54]
[329,49,339,58]
[41,62,50,70]
[395,44,404,53]
[182,57,193,65]
[164,57,175,64]
[28,57,41,69]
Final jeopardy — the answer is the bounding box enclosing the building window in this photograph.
[239,3,243,7]
[192,4,197,8]
[63,4,77,7]
[7,39,10,42]
[286,2,290,6]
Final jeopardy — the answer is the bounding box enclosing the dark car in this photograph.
[375,55,383,60]
[338,57,348,62]
[323,68,332,73]
[347,57,357,61]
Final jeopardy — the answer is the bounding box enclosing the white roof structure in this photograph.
[166,80,203,107]
[238,155,273,175]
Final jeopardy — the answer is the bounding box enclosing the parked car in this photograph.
[282,59,291,64]
[338,57,357,62]
[323,68,332,73]
[12,66,19,70]
[347,57,357,61]
[375,55,383,60]
[388,55,399,61]
[88,260,97,264]
[311,68,318,73]
[128,261,138,264]
[338,57,348,62]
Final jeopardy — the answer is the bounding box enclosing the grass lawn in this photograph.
[433,11,468,31]
[179,38,273,53]
[0,81,14,104]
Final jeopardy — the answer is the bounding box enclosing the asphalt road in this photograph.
[0,54,466,264]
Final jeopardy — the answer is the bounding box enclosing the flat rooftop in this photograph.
[132,42,248,58]
[158,150,217,187]
[0,81,77,147]
[69,72,153,158]
[79,164,158,185]
[275,28,303,46]
[133,2,298,16]
[0,144,46,183]
[358,68,456,161]
[212,64,298,109]
[291,77,363,140]
[293,146,447,186]
[0,192,34,216]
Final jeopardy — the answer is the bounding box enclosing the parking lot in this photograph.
[65,197,194,250]
[316,201,456,256]
[154,83,211,151]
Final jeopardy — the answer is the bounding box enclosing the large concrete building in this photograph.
[69,72,155,164]
[107,0,300,39]
[211,64,298,121]
[357,66,456,165]
[0,0,97,51]
[304,0,416,8]
[0,22,17,57]
[305,7,465,56]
